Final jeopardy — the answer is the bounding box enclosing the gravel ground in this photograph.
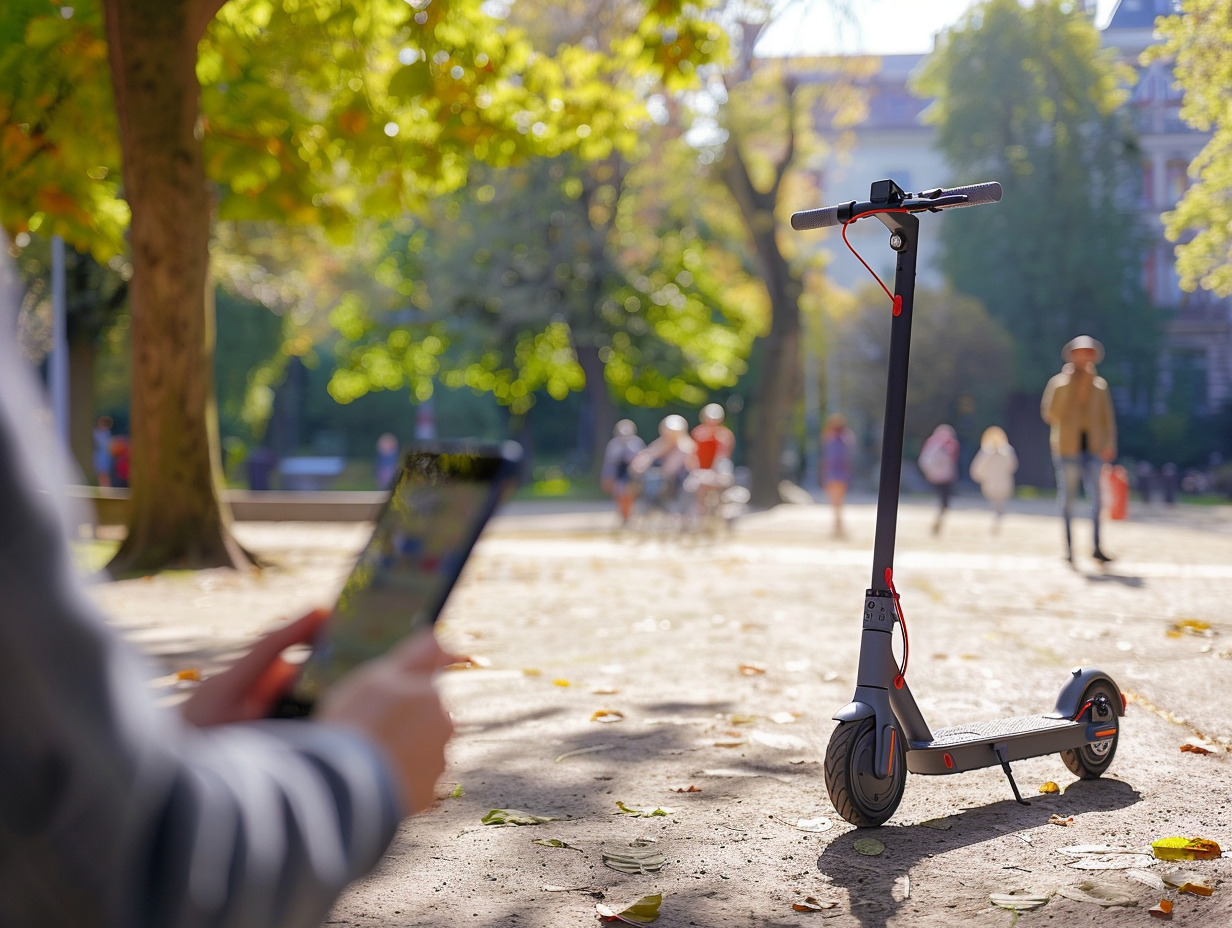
[86,494,1232,927]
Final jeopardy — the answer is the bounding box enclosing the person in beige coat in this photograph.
[1041,335,1117,565]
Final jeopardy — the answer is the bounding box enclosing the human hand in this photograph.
[182,609,330,728]
[317,629,457,815]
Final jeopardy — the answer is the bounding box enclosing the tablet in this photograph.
[271,440,522,718]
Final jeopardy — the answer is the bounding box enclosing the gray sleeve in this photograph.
[0,400,401,928]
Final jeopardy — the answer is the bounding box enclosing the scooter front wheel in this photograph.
[824,718,905,827]
[1061,680,1120,779]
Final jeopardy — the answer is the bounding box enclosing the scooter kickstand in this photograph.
[992,743,1030,806]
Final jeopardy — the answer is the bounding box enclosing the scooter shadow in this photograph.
[814,777,1142,928]
[1084,569,1145,588]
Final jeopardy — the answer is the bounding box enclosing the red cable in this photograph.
[885,567,909,688]
[842,209,908,315]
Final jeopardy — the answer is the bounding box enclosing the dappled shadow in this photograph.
[1084,569,1145,588]
[814,777,1143,928]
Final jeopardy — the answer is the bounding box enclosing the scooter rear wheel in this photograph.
[824,718,905,827]
[1061,680,1120,779]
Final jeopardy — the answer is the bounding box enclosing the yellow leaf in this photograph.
[1152,836,1222,860]
[591,709,625,723]
[1039,781,1060,794]
[553,678,571,687]
[175,668,201,682]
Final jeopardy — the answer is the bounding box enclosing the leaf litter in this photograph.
[482,809,559,826]
[596,893,662,925]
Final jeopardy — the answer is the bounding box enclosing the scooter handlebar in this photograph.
[789,181,1002,231]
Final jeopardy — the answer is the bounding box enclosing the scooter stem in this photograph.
[869,210,919,592]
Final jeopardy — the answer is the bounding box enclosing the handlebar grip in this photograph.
[937,181,1001,207]
[790,205,842,231]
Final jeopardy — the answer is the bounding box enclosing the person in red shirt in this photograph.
[691,403,735,471]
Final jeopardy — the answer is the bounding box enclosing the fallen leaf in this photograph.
[892,875,911,902]
[449,783,464,799]
[555,744,613,763]
[553,678,571,687]
[591,686,620,695]
[532,838,582,852]
[615,801,672,818]
[791,896,837,912]
[1127,869,1167,892]
[1048,814,1075,827]
[544,884,605,896]
[523,668,543,677]
[597,893,662,925]
[1152,836,1222,860]
[750,730,809,751]
[1148,899,1173,919]
[601,840,665,874]
[1162,869,1217,895]
[989,891,1050,912]
[482,809,558,826]
[1180,742,1215,755]
[175,668,201,682]
[1038,781,1060,794]
[1056,880,1137,906]
[591,709,625,723]
[712,737,747,748]
[853,837,884,856]
[669,785,702,793]
[769,711,799,724]
[738,663,766,676]
[792,817,833,833]
[919,816,956,830]
[1168,618,1214,637]
[729,714,758,725]
[1061,845,1155,870]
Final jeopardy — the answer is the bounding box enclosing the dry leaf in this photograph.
[555,744,613,763]
[750,730,809,751]
[1148,899,1173,919]
[1162,869,1217,895]
[615,801,672,818]
[919,816,956,830]
[1048,814,1075,826]
[596,893,662,925]
[791,896,837,912]
[445,655,491,670]
[591,709,625,723]
[1127,869,1167,892]
[1180,743,1215,755]
[1038,781,1060,794]
[591,686,620,695]
[175,668,201,682]
[989,891,1050,911]
[543,884,605,896]
[482,809,558,826]
[738,663,766,676]
[892,875,911,902]
[1152,837,1222,860]
[553,678,571,687]
[670,785,702,793]
[532,838,582,852]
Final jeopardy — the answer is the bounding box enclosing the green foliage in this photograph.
[0,1,127,259]
[912,0,1159,396]
[1151,0,1232,297]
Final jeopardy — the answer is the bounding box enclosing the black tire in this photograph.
[824,718,906,827]
[1061,680,1120,779]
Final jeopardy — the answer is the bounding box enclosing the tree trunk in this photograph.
[101,0,251,572]
[575,341,614,477]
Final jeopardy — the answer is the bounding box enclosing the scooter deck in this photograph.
[907,713,1092,775]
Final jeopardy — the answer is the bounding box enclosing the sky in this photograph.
[754,0,1122,57]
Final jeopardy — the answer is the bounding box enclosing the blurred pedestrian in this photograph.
[918,423,960,536]
[689,404,736,526]
[820,413,855,538]
[1041,334,1117,566]
[630,415,697,521]
[375,432,400,490]
[600,419,645,525]
[92,415,113,487]
[109,433,130,488]
[968,425,1018,533]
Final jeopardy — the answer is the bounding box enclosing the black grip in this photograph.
[937,181,1001,207]
[790,205,842,231]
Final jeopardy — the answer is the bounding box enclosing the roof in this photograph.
[1105,0,1179,30]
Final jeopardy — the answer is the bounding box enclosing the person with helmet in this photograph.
[600,419,646,525]
[629,414,697,518]
[688,403,737,527]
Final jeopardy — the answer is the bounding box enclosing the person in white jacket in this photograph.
[968,426,1018,533]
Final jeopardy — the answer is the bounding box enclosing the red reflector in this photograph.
[943,753,953,769]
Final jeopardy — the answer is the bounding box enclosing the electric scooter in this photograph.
[790,179,1125,827]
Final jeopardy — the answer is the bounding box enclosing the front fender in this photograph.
[1054,667,1124,719]
[833,700,875,723]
